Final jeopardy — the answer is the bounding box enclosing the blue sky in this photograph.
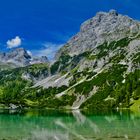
[0,0,140,59]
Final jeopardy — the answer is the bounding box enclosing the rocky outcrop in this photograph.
[56,10,140,58]
[30,56,48,65]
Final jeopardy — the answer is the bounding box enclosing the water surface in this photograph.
[0,109,140,140]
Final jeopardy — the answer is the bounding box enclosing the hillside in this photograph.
[0,10,140,110]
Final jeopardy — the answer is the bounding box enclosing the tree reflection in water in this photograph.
[0,109,140,140]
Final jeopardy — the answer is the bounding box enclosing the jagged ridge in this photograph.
[0,48,49,68]
[56,10,140,57]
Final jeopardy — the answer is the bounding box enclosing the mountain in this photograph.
[30,56,48,65]
[56,9,140,57]
[0,48,49,69]
[0,10,139,111]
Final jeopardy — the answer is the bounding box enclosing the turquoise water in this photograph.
[0,109,140,140]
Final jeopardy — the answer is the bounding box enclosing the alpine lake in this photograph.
[0,109,140,140]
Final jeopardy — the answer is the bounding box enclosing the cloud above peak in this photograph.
[7,36,22,48]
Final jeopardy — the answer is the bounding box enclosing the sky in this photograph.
[0,0,140,59]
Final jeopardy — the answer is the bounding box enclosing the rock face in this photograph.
[0,48,49,67]
[56,10,140,57]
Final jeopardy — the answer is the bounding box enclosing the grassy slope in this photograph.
[0,37,139,110]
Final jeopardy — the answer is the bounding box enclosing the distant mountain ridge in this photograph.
[0,48,48,68]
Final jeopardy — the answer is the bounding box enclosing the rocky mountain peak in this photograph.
[80,9,137,33]
[109,9,118,16]
[0,48,49,68]
[57,10,140,57]
[6,48,31,60]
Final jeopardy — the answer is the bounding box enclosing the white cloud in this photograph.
[7,36,22,48]
[31,42,63,60]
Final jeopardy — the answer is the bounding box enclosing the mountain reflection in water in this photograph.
[0,109,140,140]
